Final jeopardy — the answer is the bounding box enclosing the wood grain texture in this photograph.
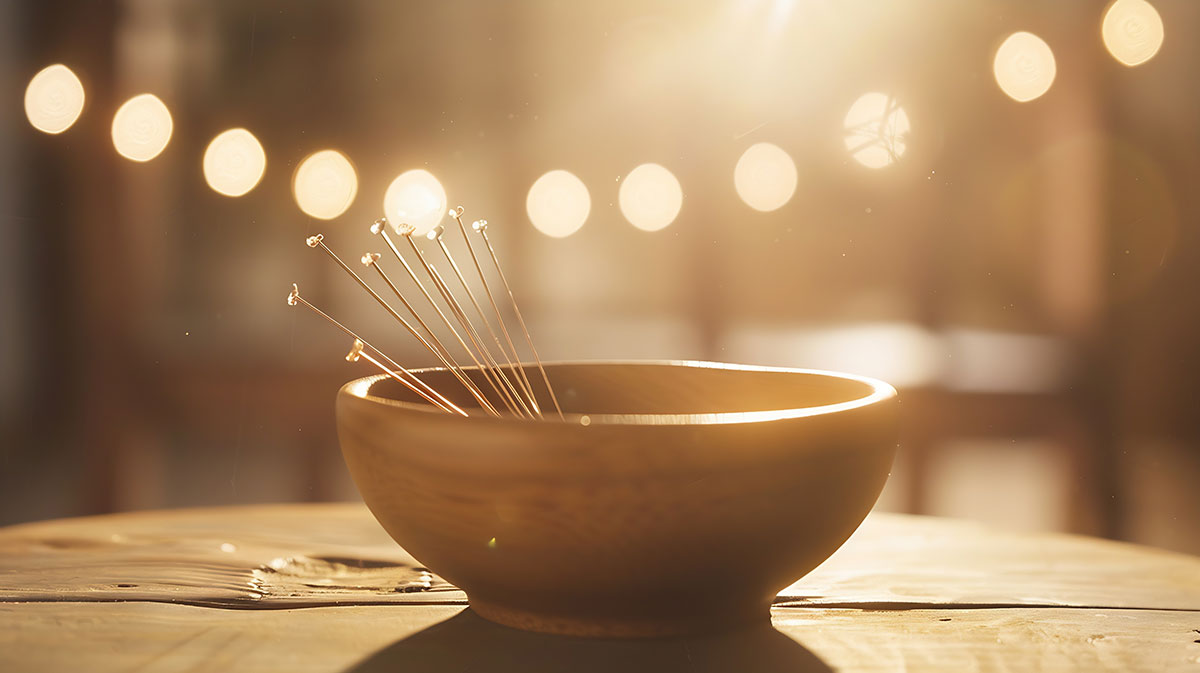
[1,603,1198,672]
[6,504,1198,612]
[0,503,461,608]
[2,504,1199,671]
[782,513,1200,611]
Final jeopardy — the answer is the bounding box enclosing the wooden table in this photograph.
[2,504,1198,672]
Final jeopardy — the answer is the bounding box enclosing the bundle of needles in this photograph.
[288,206,562,420]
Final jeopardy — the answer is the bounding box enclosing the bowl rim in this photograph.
[340,359,897,427]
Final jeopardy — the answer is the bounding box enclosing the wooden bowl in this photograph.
[336,360,897,637]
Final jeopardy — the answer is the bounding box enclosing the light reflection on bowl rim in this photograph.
[344,359,897,427]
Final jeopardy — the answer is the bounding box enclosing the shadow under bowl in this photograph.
[336,360,898,637]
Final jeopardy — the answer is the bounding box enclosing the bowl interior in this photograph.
[360,360,889,422]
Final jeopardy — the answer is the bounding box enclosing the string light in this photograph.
[734,143,797,212]
[293,149,358,220]
[527,170,590,238]
[112,93,173,161]
[383,169,447,236]
[24,64,85,134]
[202,128,266,197]
[843,93,910,169]
[993,32,1057,102]
[619,163,682,232]
[1103,0,1164,67]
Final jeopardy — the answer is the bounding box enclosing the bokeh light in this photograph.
[202,128,266,197]
[1103,0,1164,67]
[111,93,173,162]
[993,32,1057,103]
[843,92,910,169]
[734,142,797,212]
[383,169,447,236]
[292,149,358,220]
[24,64,85,135]
[618,163,683,232]
[526,170,590,238]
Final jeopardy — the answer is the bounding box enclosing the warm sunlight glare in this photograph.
[202,128,266,197]
[293,150,358,220]
[383,169,447,236]
[619,163,682,232]
[527,170,591,238]
[24,64,84,134]
[843,92,910,169]
[734,143,797,212]
[1103,0,1164,67]
[111,93,173,161]
[993,32,1057,103]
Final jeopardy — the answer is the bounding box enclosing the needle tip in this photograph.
[345,338,365,363]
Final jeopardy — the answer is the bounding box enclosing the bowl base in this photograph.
[469,597,771,638]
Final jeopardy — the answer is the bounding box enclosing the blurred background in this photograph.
[2,0,1198,554]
